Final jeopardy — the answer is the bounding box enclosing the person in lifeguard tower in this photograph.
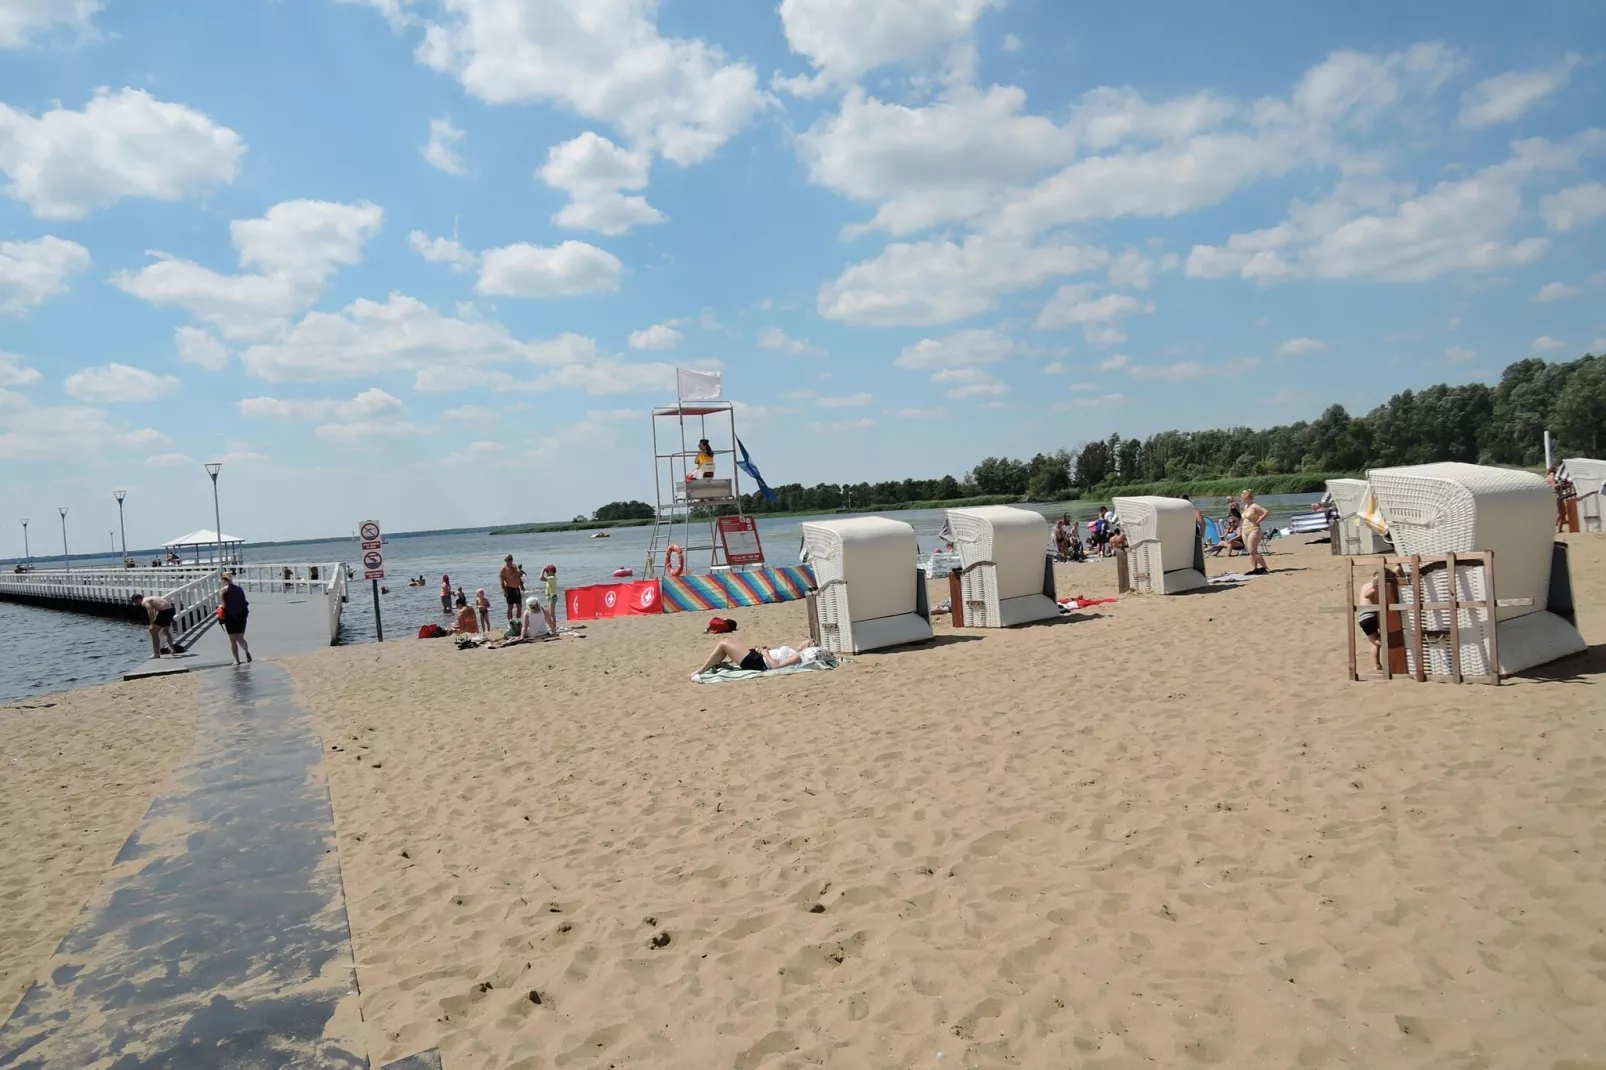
[692,438,715,480]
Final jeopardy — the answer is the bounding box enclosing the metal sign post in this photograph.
[360,520,385,642]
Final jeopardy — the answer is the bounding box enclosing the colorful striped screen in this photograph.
[660,565,816,613]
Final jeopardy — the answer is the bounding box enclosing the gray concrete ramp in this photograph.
[125,592,334,681]
[0,665,366,1068]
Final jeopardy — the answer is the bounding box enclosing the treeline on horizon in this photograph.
[719,353,1605,515]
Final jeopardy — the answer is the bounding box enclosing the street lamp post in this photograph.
[58,507,70,572]
[114,489,128,565]
[19,518,27,566]
[204,462,224,570]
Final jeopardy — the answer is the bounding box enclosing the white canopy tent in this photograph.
[163,529,245,547]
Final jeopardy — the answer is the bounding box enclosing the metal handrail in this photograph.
[167,570,225,644]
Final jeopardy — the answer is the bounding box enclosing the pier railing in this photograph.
[0,562,349,645]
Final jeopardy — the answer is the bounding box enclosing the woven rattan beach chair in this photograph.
[801,517,933,654]
[1111,496,1208,594]
[942,506,1059,627]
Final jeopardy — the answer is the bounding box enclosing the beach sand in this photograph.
[0,674,197,1019]
[278,536,1605,1069]
[2,537,1602,1068]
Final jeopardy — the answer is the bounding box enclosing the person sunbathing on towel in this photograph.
[693,639,818,680]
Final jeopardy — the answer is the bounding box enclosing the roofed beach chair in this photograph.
[1561,458,1606,533]
[941,506,1060,627]
[801,517,933,654]
[1326,478,1391,554]
[1112,496,1208,594]
[1368,462,1585,676]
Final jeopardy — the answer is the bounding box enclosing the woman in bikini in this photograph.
[1240,489,1270,574]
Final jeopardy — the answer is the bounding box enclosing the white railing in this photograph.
[167,570,225,643]
[0,561,349,645]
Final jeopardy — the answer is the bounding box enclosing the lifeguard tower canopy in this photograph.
[645,398,756,578]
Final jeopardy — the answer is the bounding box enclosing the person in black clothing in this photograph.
[220,572,252,665]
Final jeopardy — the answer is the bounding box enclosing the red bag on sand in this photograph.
[417,623,448,639]
[706,616,737,634]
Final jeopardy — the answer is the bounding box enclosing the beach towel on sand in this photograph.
[692,658,839,684]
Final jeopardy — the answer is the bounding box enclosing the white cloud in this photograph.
[1458,54,1580,129]
[1445,346,1477,364]
[1533,282,1579,303]
[144,452,194,468]
[807,417,875,432]
[0,393,167,461]
[816,392,872,407]
[62,362,180,403]
[1034,284,1149,340]
[1042,361,1066,374]
[443,404,498,423]
[239,387,404,422]
[757,325,819,356]
[476,241,623,298]
[945,380,1008,399]
[374,0,765,167]
[0,234,90,314]
[0,0,102,48]
[1184,134,1606,285]
[1539,182,1606,233]
[175,326,228,370]
[409,230,478,272]
[114,200,384,340]
[1277,336,1330,356]
[238,293,593,382]
[539,132,665,236]
[820,234,1107,326]
[0,350,41,387]
[315,418,422,444]
[1106,247,1156,291]
[776,0,1006,94]
[887,406,946,418]
[1097,353,1130,372]
[894,327,1013,370]
[628,323,683,349]
[0,88,244,219]
[1054,392,1125,411]
[796,85,1076,236]
[1127,358,1257,383]
[1001,32,1021,53]
[422,116,466,175]
[1529,335,1566,354]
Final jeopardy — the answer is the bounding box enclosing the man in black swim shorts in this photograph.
[132,593,180,658]
[498,554,524,622]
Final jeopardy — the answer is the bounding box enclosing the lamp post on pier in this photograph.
[204,462,224,570]
[20,518,28,567]
[114,489,128,565]
[58,507,70,572]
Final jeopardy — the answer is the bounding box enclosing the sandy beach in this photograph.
[3,537,1604,1067]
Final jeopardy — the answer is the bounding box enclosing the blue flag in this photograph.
[735,438,778,503]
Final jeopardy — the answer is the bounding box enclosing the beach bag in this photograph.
[707,616,737,634]
[417,623,448,639]
[217,604,226,620]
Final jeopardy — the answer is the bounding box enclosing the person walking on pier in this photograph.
[131,593,179,659]
[220,572,252,665]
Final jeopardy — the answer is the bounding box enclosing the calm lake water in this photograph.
[0,495,1318,702]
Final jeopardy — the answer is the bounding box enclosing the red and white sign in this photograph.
[717,515,765,566]
[359,519,382,552]
[362,547,385,581]
[567,580,662,621]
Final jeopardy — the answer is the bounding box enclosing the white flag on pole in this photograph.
[676,368,722,401]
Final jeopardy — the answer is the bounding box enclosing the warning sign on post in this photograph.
[362,548,385,580]
[359,519,382,551]
[717,515,765,565]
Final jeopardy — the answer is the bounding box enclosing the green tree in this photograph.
[593,500,655,521]
[1553,356,1606,456]
[1074,440,1110,488]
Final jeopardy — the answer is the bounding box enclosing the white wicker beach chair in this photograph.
[1368,462,1585,676]
[1111,496,1207,594]
[943,506,1059,627]
[1326,478,1391,554]
[801,517,933,654]
[1562,458,1606,533]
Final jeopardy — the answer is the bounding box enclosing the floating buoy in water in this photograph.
[612,567,633,577]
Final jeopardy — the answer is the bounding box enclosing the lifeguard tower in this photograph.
[644,397,753,578]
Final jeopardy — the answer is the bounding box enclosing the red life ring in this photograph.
[664,544,686,577]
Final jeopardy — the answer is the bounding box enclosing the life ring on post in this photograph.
[664,544,686,577]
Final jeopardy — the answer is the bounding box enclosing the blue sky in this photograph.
[2,0,1604,546]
